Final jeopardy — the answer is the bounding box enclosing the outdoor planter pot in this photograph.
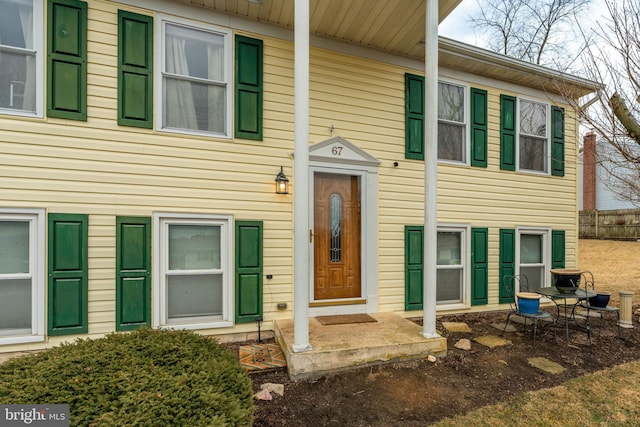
[589,292,611,308]
[517,292,541,314]
[550,268,583,293]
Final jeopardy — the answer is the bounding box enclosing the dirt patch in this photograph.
[245,310,640,426]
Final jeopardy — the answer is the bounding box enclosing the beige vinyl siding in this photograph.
[0,1,295,352]
[0,0,581,351]
[87,215,115,335]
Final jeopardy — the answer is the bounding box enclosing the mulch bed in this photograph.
[227,307,640,427]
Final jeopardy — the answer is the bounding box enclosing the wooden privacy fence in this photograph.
[579,208,640,239]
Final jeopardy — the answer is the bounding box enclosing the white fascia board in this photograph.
[438,36,602,94]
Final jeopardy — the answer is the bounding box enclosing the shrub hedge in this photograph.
[0,328,253,426]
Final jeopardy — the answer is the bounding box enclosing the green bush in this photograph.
[0,328,253,426]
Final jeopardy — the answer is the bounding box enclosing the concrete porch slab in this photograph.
[274,312,447,380]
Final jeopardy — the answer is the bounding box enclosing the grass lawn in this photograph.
[578,239,640,306]
[431,360,640,426]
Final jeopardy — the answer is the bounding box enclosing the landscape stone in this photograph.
[473,335,511,348]
[527,357,566,374]
[442,322,472,333]
[254,389,273,401]
[261,383,285,396]
[454,339,472,350]
[491,322,516,333]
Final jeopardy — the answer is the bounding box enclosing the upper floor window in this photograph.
[519,99,549,173]
[0,0,43,116]
[438,81,466,163]
[157,17,231,137]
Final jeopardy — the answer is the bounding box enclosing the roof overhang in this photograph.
[172,0,599,97]
[176,0,462,57]
[438,37,600,98]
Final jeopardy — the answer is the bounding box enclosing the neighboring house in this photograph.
[0,0,598,353]
[579,132,638,211]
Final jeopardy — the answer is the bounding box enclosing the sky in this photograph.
[438,0,482,44]
[438,0,610,49]
[437,0,615,140]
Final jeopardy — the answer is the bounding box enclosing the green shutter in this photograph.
[405,73,425,160]
[499,229,515,304]
[48,213,88,336]
[551,106,565,177]
[404,225,424,310]
[116,216,151,331]
[47,0,87,120]
[235,221,263,323]
[552,230,566,269]
[500,94,516,171]
[118,11,153,128]
[235,36,263,140]
[471,228,488,305]
[470,88,488,168]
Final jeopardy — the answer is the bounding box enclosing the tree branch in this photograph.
[610,92,640,145]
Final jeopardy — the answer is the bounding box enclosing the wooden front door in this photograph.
[314,173,361,300]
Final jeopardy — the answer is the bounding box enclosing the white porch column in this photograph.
[422,0,440,339]
[292,0,312,352]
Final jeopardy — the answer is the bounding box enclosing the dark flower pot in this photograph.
[588,292,611,308]
[550,269,582,293]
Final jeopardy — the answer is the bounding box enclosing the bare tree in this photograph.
[469,0,640,205]
[572,0,640,206]
[471,0,592,70]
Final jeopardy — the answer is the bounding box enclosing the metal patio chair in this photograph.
[501,274,556,347]
[578,271,620,339]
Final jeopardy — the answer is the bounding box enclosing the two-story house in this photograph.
[0,0,598,366]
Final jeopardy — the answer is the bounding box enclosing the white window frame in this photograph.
[0,0,44,118]
[153,213,234,330]
[155,15,232,138]
[517,97,551,174]
[437,79,469,165]
[0,208,45,345]
[516,227,551,292]
[436,224,470,309]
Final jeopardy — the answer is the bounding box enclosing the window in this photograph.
[0,209,44,345]
[519,99,549,173]
[436,228,465,304]
[438,81,466,162]
[0,0,43,116]
[155,214,233,329]
[157,17,231,137]
[517,229,549,292]
[330,193,342,262]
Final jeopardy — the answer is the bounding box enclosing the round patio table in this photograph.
[536,286,596,341]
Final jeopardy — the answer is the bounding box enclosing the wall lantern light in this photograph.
[275,166,289,194]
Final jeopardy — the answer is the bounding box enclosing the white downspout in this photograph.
[422,0,441,339]
[292,0,312,352]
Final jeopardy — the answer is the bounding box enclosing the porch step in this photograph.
[274,313,447,380]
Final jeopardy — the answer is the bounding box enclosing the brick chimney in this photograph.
[583,132,597,210]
